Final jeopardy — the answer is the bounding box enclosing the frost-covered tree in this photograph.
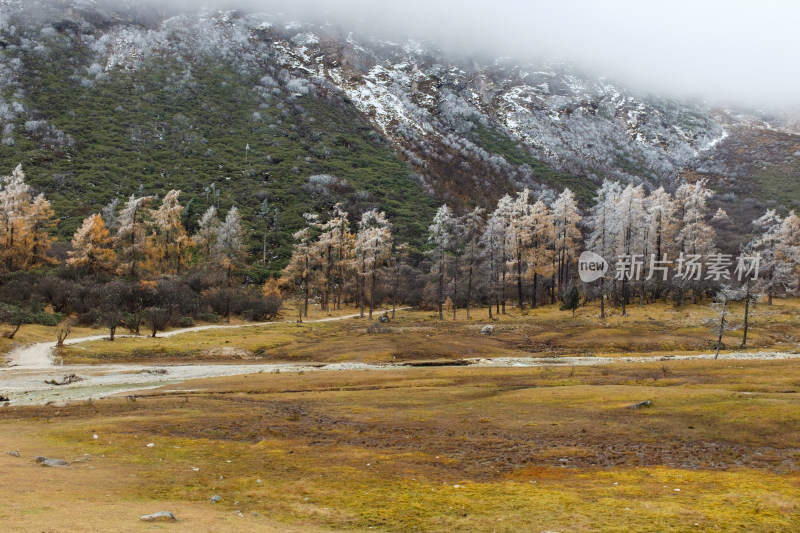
[148,190,192,276]
[115,194,153,278]
[585,180,622,318]
[428,204,457,320]
[0,164,57,271]
[67,214,117,276]
[552,188,582,298]
[214,206,246,322]
[355,209,392,319]
[708,285,739,359]
[507,189,534,311]
[774,211,800,298]
[194,206,220,267]
[282,213,320,320]
[316,203,354,312]
[615,184,647,315]
[644,187,678,300]
[481,210,506,318]
[752,209,785,304]
[675,179,717,304]
[460,207,485,319]
[524,199,555,309]
[489,194,514,314]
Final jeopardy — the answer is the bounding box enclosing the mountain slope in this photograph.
[1,1,799,272]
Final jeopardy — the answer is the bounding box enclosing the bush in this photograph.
[367,322,391,334]
[34,311,63,326]
[178,315,195,327]
[201,312,222,323]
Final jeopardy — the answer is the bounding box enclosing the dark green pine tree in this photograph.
[560,279,580,317]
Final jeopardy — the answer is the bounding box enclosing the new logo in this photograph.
[578,251,608,283]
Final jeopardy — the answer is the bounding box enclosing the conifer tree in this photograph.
[67,214,117,276]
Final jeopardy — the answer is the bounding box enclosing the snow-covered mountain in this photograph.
[1,0,798,236]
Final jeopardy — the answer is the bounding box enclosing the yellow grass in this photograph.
[47,298,800,364]
[2,360,799,531]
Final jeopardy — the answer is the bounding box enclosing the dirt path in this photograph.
[3,311,378,369]
[2,308,800,406]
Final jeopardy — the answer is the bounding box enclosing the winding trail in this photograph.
[4,311,378,369]
[2,309,799,406]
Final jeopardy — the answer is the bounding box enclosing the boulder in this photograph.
[629,400,653,409]
[480,325,494,335]
[210,494,222,503]
[6,450,20,457]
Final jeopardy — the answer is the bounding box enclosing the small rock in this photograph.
[0,395,9,402]
[45,374,83,386]
[210,495,222,503]
[146,443,155,448]
[377,314,390,324]
[480,325,494,335]
[140,511,177,522]
[36,457,68,467]
[252,512,261,517]
[629,400,653,409]
[6,450,20,457]
[93,434,99,439]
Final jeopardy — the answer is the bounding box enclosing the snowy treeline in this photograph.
[283,178,800,320]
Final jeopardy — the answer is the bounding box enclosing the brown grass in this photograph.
[1,360,799,531]
[50,298,800,365]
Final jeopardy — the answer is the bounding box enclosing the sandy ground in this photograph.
[0,424,330,532]
[2,308,800,406]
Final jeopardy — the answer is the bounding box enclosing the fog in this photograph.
[116,0,800,108]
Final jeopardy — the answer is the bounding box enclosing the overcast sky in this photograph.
[176,0,800,108]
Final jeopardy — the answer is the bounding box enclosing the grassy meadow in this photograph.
[1,299,800,531]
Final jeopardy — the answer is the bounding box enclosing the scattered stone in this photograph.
[6,450,20,457]
[45,374,83,386]
[629,400,654,409]
[146,443,155,448]
[252,512,260,517]
[137,368,168,375]
[140,511,177,522]
[210,495,222,503]
[480,325,494,335]
[35,456,68,467]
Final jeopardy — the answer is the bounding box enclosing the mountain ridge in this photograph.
[1,1,799,272]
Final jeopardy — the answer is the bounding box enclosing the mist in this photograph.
[108,0,800,109]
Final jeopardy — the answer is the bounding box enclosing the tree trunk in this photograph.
[599,277,606,319]
[741,292,750,348]
[715,299,727,359]
[7,321,21,340]
[392,263,399,320]
[501,249,506,314]
[109,325,116,341]
[466,264,473,319]
[226,262,233,324]
[360,256,366,318]
[621,278,627,317]
[438,248,445,320]
[369,257,377,320]
[303,256,309,319]
[516,243,524,311]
